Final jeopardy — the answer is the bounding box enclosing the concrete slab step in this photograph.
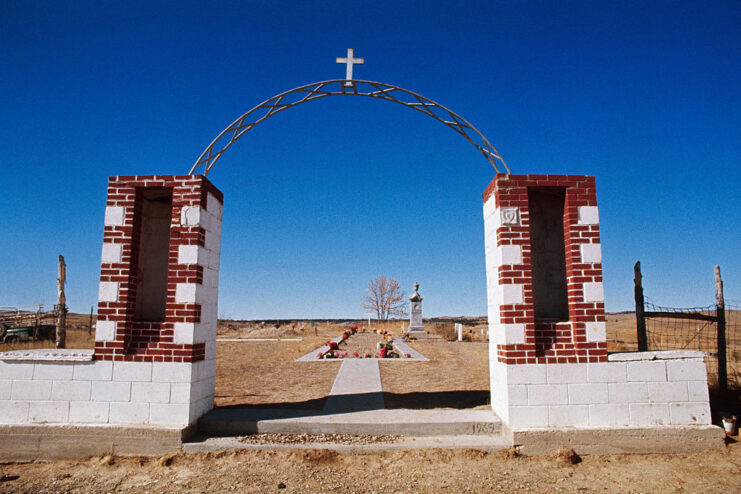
[198,408,502,437]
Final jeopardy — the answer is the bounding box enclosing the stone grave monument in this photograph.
[407,282,426,339]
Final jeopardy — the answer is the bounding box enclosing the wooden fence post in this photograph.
[715,265,727,391]
[634,261,648,351]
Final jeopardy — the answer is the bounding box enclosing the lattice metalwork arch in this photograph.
[189,80,509,175]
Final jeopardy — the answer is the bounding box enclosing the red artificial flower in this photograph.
[406,353,411,358]
[353,352,359,357]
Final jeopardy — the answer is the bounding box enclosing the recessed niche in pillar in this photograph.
[528,187,569,321]
[134,188,173,322]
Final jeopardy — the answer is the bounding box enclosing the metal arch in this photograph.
[189,80,510,176]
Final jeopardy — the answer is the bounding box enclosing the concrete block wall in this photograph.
[495,351,711,429]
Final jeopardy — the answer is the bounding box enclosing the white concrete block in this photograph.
[587,362,627,383]
[569,383,608,404]
[528,384,568,405]
[687,380,710,402]
[152,362,194,383]
[29,401,69,423]
[11,380,52,400]
[205,339,216,360]
[585,322,606,343]
[175,283,197,304]
[69,401,109,423]
[207,249,220,270]
[589,404,630,427]
[110,402,150,424]
[207,192,222,218]
[131,382,171,404]
[0,362,34,380]
[549,405,590,427]
[494,323,525,344]
[104,206,125,226]
[73,360,113,381]
[95,320,116,342]
[0,380,11,399]
[91,381,130,402]
[177,244,201,265]
[648,381,688,402]
[629,403,670,426]
[196,396,214,418]
[173,322,196,345]
[205,230,221,254]
[51,380,91,401]
[579,243,602,264]
[113,361,152,382]
[34,362,74,381]
[608,382,649,403]
[508,405,549,429]
[666,359,707,382]
[627,360,667,382]
[496,284,524,305]
[98,281,119,303]
[181,206,201,226]
[669,402,711,425]
[149,403,193,425]
[101,243,123,264]
[546,364,587,384]
[0,401,29,423]
[582,282,604,303]
[507,364,547,385]
[170,383,193,404]
[198,358,216,380]
[194,376,215,401]
[577,206,599,225]
[483,198,496,221]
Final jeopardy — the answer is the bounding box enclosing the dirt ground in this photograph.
[0,442,739,493]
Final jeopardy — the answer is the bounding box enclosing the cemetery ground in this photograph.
[1,315,739,491]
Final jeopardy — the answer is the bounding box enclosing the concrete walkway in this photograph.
[323,359,384,413]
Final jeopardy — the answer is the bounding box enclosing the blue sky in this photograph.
[1,1,739,319]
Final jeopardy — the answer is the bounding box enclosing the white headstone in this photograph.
[456,323,463,341]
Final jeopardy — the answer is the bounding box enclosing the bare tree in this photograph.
[362,277,408,321]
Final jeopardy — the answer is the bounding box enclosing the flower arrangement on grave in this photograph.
[376,339,400,358]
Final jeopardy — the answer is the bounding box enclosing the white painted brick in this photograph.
[29,401,69,423]
[496,284,524,305]
[104,206,125,226]
[508,406,549,429]
[629,403,670,426]
[569,383,608,404]
[647,381,688,402]
[666,359,707,382]
[549,405,590,427]
[577,206,599,225]
[34,362,74,380]
[11,380,51,400]
[95,320,116,342]
[0,362,34,380]
[131,382,171,404]
[0,380,10,399]
[180,206,201,226]
[627,360,666,382]
[582,282,604,303]
[91,381,131,402]
[177,244,201,265]
[687,380,710,402]
[579,243,602,263]
[669,403,711,425]
[113,361,152,382]
[587,362,627,383]
[585,322,606,343]
[170,383,193,404]
[69,401,109,423]
[175,283,197,304]
[173,322,196,345]
[149,403,193,425]
[608,382,649,403]
[152,362,194,383]
[0,401,29,422]
[110,402,150,424]
[73,361,113,381]
[51,380,91,401]
[507,364,547,385]
[528,384,568,405]
[546,364,587,384]
[98,281,119,303]
[101,243,123,264]
[589,404,631,427]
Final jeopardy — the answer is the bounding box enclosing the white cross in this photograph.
[336,48,364,86]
